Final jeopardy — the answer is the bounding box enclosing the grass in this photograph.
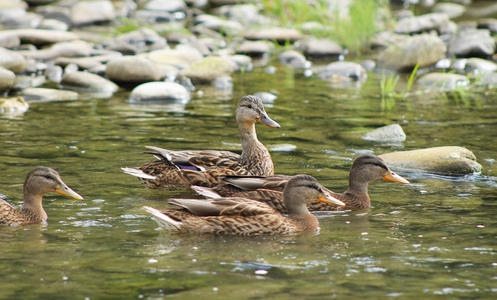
[258,0,387,54]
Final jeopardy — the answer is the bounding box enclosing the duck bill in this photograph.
[258,112,280,128]
[317,193,345,207]
[55,183,84,200]
[383,170,410,184]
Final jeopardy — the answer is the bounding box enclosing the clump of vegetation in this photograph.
[258,0,388,54]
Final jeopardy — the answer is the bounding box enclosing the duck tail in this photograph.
[121,167,157,180]
[143,206,182,231]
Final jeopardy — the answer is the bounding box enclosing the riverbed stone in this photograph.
[244,27,302,44]
[297,38,344,60]
[14,75,45,89]
[417,73,470,90]
[477,18,497,34]
[129,81,190,103]
[146,48,202,69]
[144,0,187,14]
[34,5,71,26]
[194,15,243,36]
[60,71,118,93]
[448,29,495,58]
[9,29,80,46]
[179,56,233,84]
[71,0,116,27]
[477,72,497,86]
[0,96,28,114]
[0,47,26,73]
[21,40,94,61]
[39,18,69,31]
[432,2,466,19]
[55,51,122,71]
[224,54,252,72]
[394,13,450,34]
[363,124,406,143]
[0,31,20,49]
[0,67,15,92]
[236,40,274,57]
[21,87,78,101]
[278,50,310,69]
[377,34,446,71]
[464,57,497,78]
[106,56,163,84]
[215,3,265,25]
[318,61,367,82]
[379,146,482,175]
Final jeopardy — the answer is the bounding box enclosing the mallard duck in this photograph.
[0,167,83,226]
[122,95,280,190]
[202,154,409,212]
[143,174,345,235]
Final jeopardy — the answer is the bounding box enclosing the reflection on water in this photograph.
[0,66,496,298]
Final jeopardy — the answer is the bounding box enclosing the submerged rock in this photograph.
[129,81,190,103]
[379,146,482,175]
[0,96,28,114]
[60,71,119,93]
[21,87,78,101]
[448,29,495,58]
[363,124,406,143]
[318,61,367,82]
[244,27,302,44]
[417,73,470,90]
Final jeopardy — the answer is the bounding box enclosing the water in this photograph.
[0,66,496,299]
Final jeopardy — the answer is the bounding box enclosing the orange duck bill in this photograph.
[383,170,410,184]
[317,192,346,207]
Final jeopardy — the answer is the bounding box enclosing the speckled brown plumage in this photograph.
[143,174,344,235]
[0,167,83,226]
[122,95,280,190]
[205,154,410,212]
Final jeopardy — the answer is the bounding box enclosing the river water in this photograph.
[0,65,496,299]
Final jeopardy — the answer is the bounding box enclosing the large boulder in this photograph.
[379,146,482,175]
[179,56,233,84]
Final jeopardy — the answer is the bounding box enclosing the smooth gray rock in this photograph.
[432,2,466,19]
[146,48,202,69]
[179,56,233,84]
[278,50,310,69]
[448,29,495,58]
[144,0,187,13]
[394,13,450,34]
[20,40,93,61]
[106,56,163,83]
[236,40,274,57]
[215,3,265,25]
[14,75,45,90]
[0,96,28,114]
[0,47,26,73]
[477,72,497,86]
[377,34,446,71]
[477,18,497,34]
[194,16,243,36]
[363,124,406,143]
[129,81,190,103]
[22,87,78,101]
[212,75,232,90]
[318,61,367,82]
[60,71,119,93]
[379,146,482,175]
[8,29,79,46]
[0,67,15,92]
[464,58,497,78]
[0,31,20,49]
[105,27,167,54]
[244,27,302,44]
[297,38,344,60]
[225,54,253,72]
[417,73,470,90]
[39,18,69,31]
[71,0,116,27]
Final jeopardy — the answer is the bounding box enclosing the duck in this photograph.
[143,174,345,235]
[201,154,410,212]
[0,167,84,226]
[122,95,280,190]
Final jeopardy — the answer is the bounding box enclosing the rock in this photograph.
[318,61,367,82]
[146,48,202,69]
[448,29,495,58]
[394,13,450,34]
[129,81,190,103]
[244,27,302,44]
[2,12,42,29]
[194,15,243,36]
[179,56,233,84]
[13,75,45,89]
[417,73,470,90]
[379,146,482,175]
[225,54,253,72]
[0,67,15,92]
[477,18,497,34]
[477,72,497,86]
[38,18,69,31]
[297,38,344,60]
[60,71,119,93]
[377,34,446,71]
[0,47,26,73]
[71,0,116,27]
[371,31,408,50]
[212,75,232,90]
[8,29,80,46]
[20,40,94,61]
[21,87,78,101]
[44,65,63,83]
[363,124,406,143]
[0,96,28,114]
[34,6,71,26]
[278,50,310,69]
[236,40,274,58]
[143,0,187,14]
[464,57,497,78]
[106,56,163,84]
[104,27,167,54]
[432,2,466,19]
[253,91,277,104]
[215,3,265,25]
[0,31,20,49]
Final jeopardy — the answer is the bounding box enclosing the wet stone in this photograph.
[394,13,450,34]
[297,38,344,60]
[9,29,80,46]
[379,146,482,175]
[0,96,28,114]
[0,67,15,92]
[448,29,495,58]
[363,124,406,143]
[477,18,497,34]
[318,61,367,82]
[244,27,302,44]
[236,40,274,58]
[464,57,497,78]
[432,2,466,19]
[21,40,94,61]
[0,47,26,73]
[417,73,470,91]
[0,31,20,49]
[179,56,233,84]
[71,0,116,27]
[60,71,118,93]
[129,81,190,103]
[106,56,163,84]
[147,48,202,69]
[21,87,78,101]
[14,75,46,90]
[278,50,310,69]
[225,54,253,72]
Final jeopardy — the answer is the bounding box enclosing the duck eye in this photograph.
[43,174,53,180]
[247,104,253,109]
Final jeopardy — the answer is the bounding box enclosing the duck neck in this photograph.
[344,174,371,208]
[290,213,320,232]
[20,194,47,222]
[238,120,262,157]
